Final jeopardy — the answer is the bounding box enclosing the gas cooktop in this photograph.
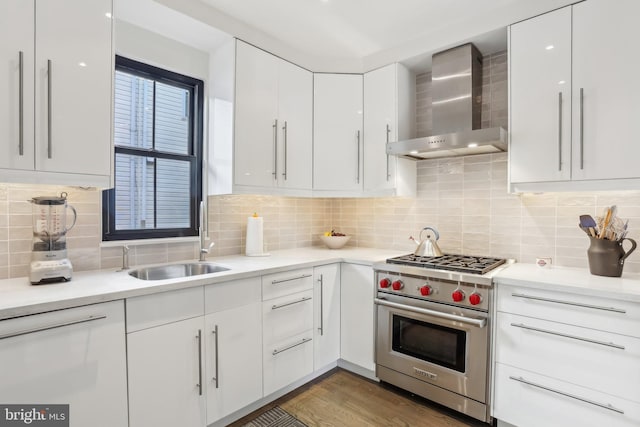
[386,254,506,275]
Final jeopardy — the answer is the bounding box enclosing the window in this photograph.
[102,56,204,241]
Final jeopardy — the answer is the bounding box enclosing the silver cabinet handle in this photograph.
[282,121,288,180]
[196,329,203,396]
[318,274,324,336]
[272,119,278,180]
[271,274,312,285]
[271,296,312,311]
[356,130,361,184]
[47,59,52,159]
[557,92,562,171]
[18,51,24,156]
[0,314,106,340]
[272,337,312,356]
[579,87,584,170]
[510,293,626,313]
[374,298,487,328]
[510,323,625,350]
[211,325,219,389]
[386,124,391,181]
[509,376,624,414]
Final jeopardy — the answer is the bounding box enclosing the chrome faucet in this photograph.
[199,201,215,261]
[118,245,130,271]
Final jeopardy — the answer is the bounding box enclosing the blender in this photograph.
[29,192,77,284]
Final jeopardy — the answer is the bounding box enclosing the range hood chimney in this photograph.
[387,43,506,160]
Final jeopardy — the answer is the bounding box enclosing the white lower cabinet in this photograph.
[126,287,206,427]
[340,263,375,372]
[313,263,341,370]
[205,277,263,425]
[0,300,128,427]
[494,282,640,426]
[262,268,314,396]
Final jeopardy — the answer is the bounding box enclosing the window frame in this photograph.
[102,56,204,242]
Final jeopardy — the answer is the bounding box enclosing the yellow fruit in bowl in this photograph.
[324,231,331,236]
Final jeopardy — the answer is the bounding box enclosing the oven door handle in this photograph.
[374,298,487,328]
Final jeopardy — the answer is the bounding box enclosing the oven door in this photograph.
[375,294,489,403]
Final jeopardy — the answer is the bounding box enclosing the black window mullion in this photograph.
[152,80,157,229]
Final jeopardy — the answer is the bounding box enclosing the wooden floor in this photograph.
[229,369,491,427]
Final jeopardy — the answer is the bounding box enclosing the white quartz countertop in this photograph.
[494,263,640,302]
[0,247,406,320]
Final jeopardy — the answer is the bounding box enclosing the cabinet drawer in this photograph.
[496,284,640,337]
[262,268,313,300]
[126,286,204,332]
[496,312,640,402]
[263,330,314,396]
[494,363,640,427]
[205,276,261,314]
[263,290,313,345]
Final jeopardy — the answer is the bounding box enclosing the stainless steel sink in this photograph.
[128,262,230,280]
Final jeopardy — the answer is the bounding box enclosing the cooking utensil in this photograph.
[410,226,444,257]
[599,207,612,239]
[579,215,597,237]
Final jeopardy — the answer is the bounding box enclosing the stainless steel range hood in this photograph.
[387,44,506,160]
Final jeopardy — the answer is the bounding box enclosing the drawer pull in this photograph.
[0,314,107,340]
[196,329,203,396]
[271,296,312,311]
[510,323,625,350]
[509,376,624,414]
[511,293,626,314]
[271,274,312,285]
[211,325,219,389]
[272,337,312,356]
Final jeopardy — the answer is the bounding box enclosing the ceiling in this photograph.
[119,0,576,72]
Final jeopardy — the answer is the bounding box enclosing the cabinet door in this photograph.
[206,302,262,424]
[0,301,128,427]
[277,60,312,190]
[364,64,397,192]
[509,7,572,184]
[340,263,375,371]
[127,316,206,427]
[313,73,363,192]
[571,0,640,181]
[234,41,278,187]
[314,263,341,370]
[0,0,34,171]
[35,0,112,176]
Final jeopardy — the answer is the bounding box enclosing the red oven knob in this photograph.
[392,280,404,291]
[379,278,391,288]
[419,285,432,296]
[469,292,482,305]
[452,289,465,302]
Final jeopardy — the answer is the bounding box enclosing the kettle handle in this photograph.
[620,237,637,263]
[420,227,440,241]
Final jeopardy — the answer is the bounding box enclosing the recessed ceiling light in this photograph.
[105,12,112,18]
[468,143,478,148]
[410,150,419,155]
[558,80,566,85]
[545,45,554,50]
[78,62,87,67]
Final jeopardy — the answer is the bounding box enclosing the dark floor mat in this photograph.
[242,406,308,427]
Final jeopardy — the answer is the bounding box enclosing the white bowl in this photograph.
[320,235,351,249]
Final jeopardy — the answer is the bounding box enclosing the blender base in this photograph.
[29,259,73,285]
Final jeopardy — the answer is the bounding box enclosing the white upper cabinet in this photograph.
[233,40,312,193]
[0,0,113,187]
[313,73,364,194]
[363,63,416,196]
[0,0,34,171]
[509,7,572,184]
[571,0,640,182]
[509,0,640,192]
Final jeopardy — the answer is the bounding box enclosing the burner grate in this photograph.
[386,254,505,275]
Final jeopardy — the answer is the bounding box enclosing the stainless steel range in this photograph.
[374,254,507,423]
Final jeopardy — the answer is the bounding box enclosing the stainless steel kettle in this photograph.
[410,227,444,257]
